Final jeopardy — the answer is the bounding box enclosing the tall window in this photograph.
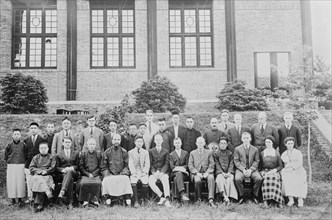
[12,0,57,68]
[254,52,290,89]
[90,0,135,68]
[169,0,213,68]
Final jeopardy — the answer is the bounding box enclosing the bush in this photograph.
[0,73,48,114]
[125,75,187,113]
[216,79,269,111]
[96,106,127,133]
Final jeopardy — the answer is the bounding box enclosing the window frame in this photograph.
[254,52,291,89]
[11,2,57,69]
[90,1,136,69]
[169,0,214,68]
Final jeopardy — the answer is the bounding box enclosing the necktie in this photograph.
[261,125,264,134]
[224,124,227,130]
[32,135,36,146]
[237,126,240,135]
[90,128,93,135]
[149,122,152,133]
[65,130,69,137]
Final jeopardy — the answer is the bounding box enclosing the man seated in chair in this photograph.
[169,137,190,202]
[188,137,216,207]
[128,135,150,208]
[148,134,172,208]
[101,134,133,206]
[234,132,263,205]
[29,142,56,212]
[55,136,80,210]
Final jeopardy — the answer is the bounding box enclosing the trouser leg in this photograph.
[148,175,162,197]
[194,175,202,200]
[251,171,263,198]
[131,184,138,203]
[235,170,245,198]
[160,174,170,197]
[207,174,215,200]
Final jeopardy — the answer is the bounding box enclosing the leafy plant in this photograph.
[0,73,48,114]
[216,79,269,111]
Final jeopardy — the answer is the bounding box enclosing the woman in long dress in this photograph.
[281,137,307,207]
[260,136,284,208]
[78,138,102,207]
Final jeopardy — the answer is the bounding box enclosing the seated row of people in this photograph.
[5,127,307,212]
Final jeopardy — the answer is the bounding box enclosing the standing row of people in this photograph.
[4,110,306,212]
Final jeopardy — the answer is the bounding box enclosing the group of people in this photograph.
[4,109,307,213]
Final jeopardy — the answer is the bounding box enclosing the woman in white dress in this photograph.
[281,137,307,207]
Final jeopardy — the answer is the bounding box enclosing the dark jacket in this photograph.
[101,146,130,177]
[79,151,102,177]
[24,135,46,168]
[149,147,169,174]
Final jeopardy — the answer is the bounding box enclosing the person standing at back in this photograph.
[166,110,186,143]
[79,115,104,152]
[144,110,159,151]
[182,117,201,153]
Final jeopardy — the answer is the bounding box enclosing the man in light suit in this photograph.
[188,137,216,207]
[24,122,46,203]
[148,134,172,208]
[55,136,80,210]
[166,110,186,143]
[234,132,263,205]
[218,109,235,133]
[250,112,279,151]
[144,110,159,151]
[79,115,104,152]
[278,112,302,155]
[51,117,79,155]
[128,135,150,208]
[227,114,250,152]
[169,138,189,202]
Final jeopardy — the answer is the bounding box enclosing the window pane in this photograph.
[170,37,182,67]
[184,37,197,66]
[169,10,181,33]
[122,37,134,67]
[30,10,42,34]
[122,10,134,34]
[107,10,119,34]
[45,10,57,33]
[92,37,104,67]
[13,37,26,67]
[107,37,119,67]
[199,10,211,33]
[92,10,104,34]
[256,53,271,88]
[199,36,212,66]
[277,53,290,87]
[14,10,27,34]
[184,10,196,33]
[45,37,57,67]
[29,38,42,67]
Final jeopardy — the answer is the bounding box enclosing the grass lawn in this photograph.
[0,181,331,220]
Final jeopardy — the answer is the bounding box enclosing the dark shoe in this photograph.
[238,198,244,204]
[253,198,259,205]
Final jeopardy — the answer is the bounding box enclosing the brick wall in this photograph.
[235,0,304,88]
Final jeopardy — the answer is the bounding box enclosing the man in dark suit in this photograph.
[150,118,174,152]
[203,117,227,145]
[234,132,263,205]
[24,122,46,203]
[51,117,79,155]
[188,137,216,207]
[103,120,127,151]
[250,112,279,151]
[148,134,172,208]
[45,123,55,154]
[278,112,302,155]
[227,114,250,152]
[166,110,186,143]
[182,117,201,153]
[169,138,189,202]
[126,123,138,152]
[55,136,80,210]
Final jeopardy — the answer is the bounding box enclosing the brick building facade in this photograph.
[0,0,312,107]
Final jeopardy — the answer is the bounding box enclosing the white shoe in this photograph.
[165,200,172,208]
[126,199,131,206]
[157,197,166,205]
[106,199,111,205]
[82,201,89,208]
[298,198,304,207]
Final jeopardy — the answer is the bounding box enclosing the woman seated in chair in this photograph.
[260,136,284,208]
[281,137,307,207]
[78,138,102,207]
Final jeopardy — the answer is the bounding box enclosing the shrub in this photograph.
[126,75,187,113]
[216,79,269,111]
[0,73,48,114]
[96,106,127,133]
